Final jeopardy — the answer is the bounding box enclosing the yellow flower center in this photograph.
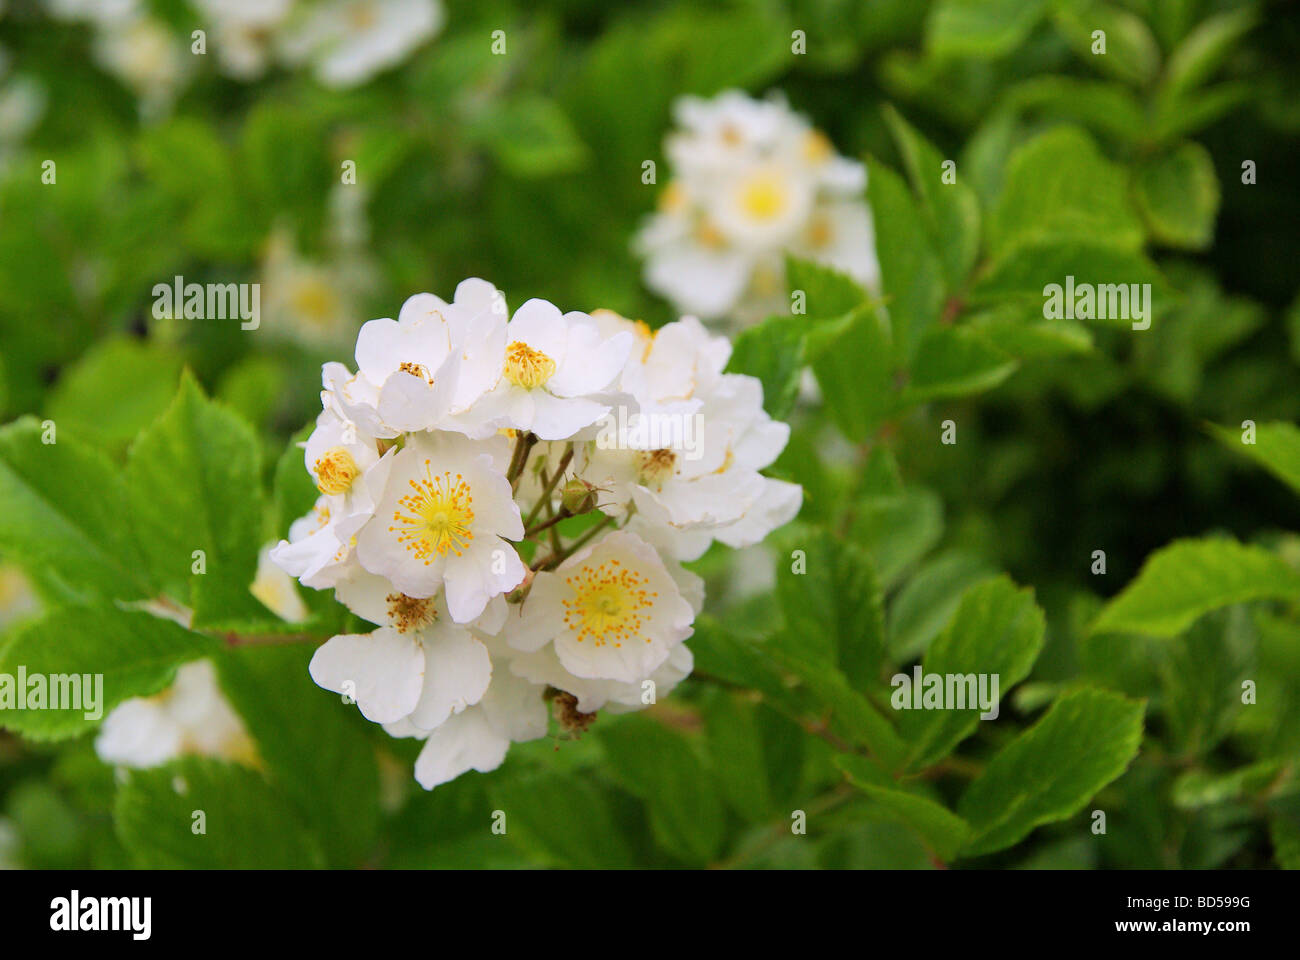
[658,180,687,213]
[503,341,556,390]
[315,447,360,495]
[637,448,677,488]
[349,1,379,30]
[386,592,437,633]
[389,460,476,563]
[291,279,338,326]
[803,130,833,165]
[739,174,788,221]
[399,360,432,383]
[806,214,834,250]
[694,218,727,249]
[562,559,657,648]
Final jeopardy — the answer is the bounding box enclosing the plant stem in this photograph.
[506,431,538,492]
[522,443,573,528]
[531,513,614,570]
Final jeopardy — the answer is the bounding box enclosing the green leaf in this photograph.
[1270,812,1300,869]
[1091,538,1300,637]
[1054,3,1161,86]
[46,338,183,453]
[0,605,217,740]
[725,313,807,419]
[899,577,1047,771]
[927,0,1050,59]
[1157,605,1256,756]
[0,418,155,603]
[775,526,885,689]
[701,689,775,823]
[958,688,1145,856]
[807,304,896,441]
[903,326,1018,402]
[215,644,380,867]
[786,256,868,320]
[598,715,726,863]
[889,550,1000,660]
[837,754,972,861]
[126,372,268,627]
[115,757,325,868]
[1211,420,1300,498]
[867,163,945,358]
[470,97,589,178]
[848,487,943,588]
[1001,76,1147,143]
[765,644,909,770]
[1161,6,1259,102]
[1133,141,1220,249]
[882,105,981,289]
[490,771,633,868]
[971,240,1164,325]
[988,127,1144,259]
[1171,759,1286,810]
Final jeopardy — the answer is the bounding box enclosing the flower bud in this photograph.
[560,478,599,516]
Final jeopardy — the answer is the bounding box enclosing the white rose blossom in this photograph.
[274,279,801,789]
[635,88,880,325]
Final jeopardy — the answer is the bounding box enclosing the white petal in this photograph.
[308,628,424,724]
[413,708,510,789]
[406,628,493,730]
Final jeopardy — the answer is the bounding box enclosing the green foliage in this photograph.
[0,0,1295,872]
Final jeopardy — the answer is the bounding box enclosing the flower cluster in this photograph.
[43,0,443,110]
[635,89,879,325]
[272,280,801,789]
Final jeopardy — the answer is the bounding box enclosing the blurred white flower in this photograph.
[278,0,443,89]
[95,660,255,769]
[636,89,880,325]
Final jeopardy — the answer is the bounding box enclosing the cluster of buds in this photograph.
[271,279,801,788]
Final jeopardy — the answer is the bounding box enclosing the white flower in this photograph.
[445,298,634,441]
[309,572,495,728]
[635,88,879,324]
[260,227,372,349]
[507,530,694,683]
[510,641,695,715]
[355,430,525,621]
[278,0,443,89]
[270,409,395,589]
[92,14,190,118]
[274,276,803,791]
[323,279,505,438]
[251,543,309,622]
[404,661,548,790]
[95,660,254,769]
[192,0,295,80]
[580,372,798,555]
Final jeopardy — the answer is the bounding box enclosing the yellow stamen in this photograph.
[389,460,476,563]
[315,447,360,495]
[503,341,556,390]
[386,592,437,633]
[561,559,657,648]
[739,174,788,221]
